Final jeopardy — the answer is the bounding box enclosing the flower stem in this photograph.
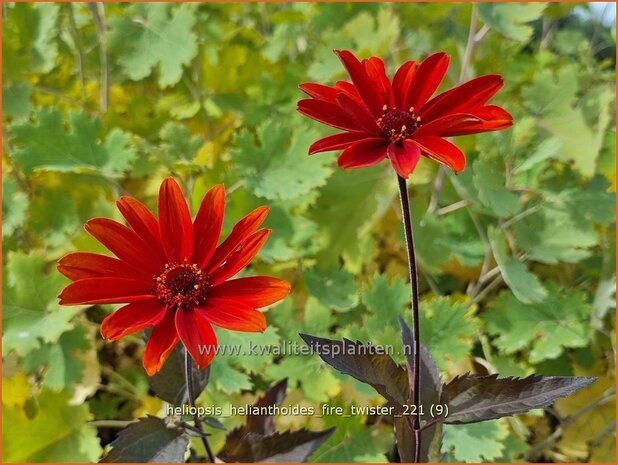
[184,349,215,463]
[396,175,422,463]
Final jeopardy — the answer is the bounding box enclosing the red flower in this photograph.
[58,178,290,375]
[297,50,513,178]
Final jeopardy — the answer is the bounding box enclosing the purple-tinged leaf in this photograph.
[396,319,444,462]
[147,344,209,406]
[299,333,408,406]
[100,416,188,463]
[218,428,335,463]
[441,373,597,424]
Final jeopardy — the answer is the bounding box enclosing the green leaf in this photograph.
[305,267,359,312]
[420,297,478,371]
[209,327,280,394]
[310,165,393,269]
[2,389,101,462]
[488,227,547,304]
[159,122,204,164]
[484,284,590,363]
[2,175,29,237]
[100,416,188,463]
[2,83,31,120]
[11,109,137,177]
[2,251,77,356]
[442,419,509,462]
[22,327,90,391]
[478,3,546,42]
[232,121,334,201]
[107,3,198,87]
[472,156,520,218]
[309,399,389,462]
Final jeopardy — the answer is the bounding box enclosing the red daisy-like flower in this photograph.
[297,50,513,178]
[58,178,290,375]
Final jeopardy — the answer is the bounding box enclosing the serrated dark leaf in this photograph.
[218,428,335,463]
[441,373,596,424]
[224,379,288,447]
[100,416,188,463]
[148,344,209,406]
[299,333,408,406]
[397,319,443,462]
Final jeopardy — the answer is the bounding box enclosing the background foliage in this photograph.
[2,2,616,463]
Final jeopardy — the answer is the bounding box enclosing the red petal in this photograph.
[364,57,394,108]
[116,196,167,262]
[335,80,363,101]
[143,309,179,376]
[405,52,450,110]
[297,99,360,132]
[387,140,421,179]
[85,218,163,274]
[392,61,417,109]
[308,132,368,155]
[57,252,151,282]
[420,75,504,120]
[192,184,225,268]
[336,92,380,134]
[299,83,340,102]
[209,229,271,285]
[414,136,466,173]
[175,308,218,370]
[466,105,513,132]
[334,50,385,117]
[206,206,269,270]
[414,114,483,138]
[209,276,291,307]
[158,178,193,262]
[58,278,154,305]
[337,138,388,170]
[101,298,167,340]
[200,299,266,332]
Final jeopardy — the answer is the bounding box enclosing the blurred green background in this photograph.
[2,2,616,463]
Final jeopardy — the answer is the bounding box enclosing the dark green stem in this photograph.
[184,349,215,462]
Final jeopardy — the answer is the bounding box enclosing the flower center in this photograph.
[154,262,210,309]
[376,106,421,143]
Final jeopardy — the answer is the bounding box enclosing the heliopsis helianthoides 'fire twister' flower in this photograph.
[297,50,513,178]
[58,178,290,375]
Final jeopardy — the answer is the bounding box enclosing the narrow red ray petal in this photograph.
[175,308,218,370]
[297,99,361,131]
[143,309,179,376]
[199,299,266,332]
[209,276,291,307]
[58,277,154,305]
[334,50,385,117]
[158,178,193,262]
[413,135,466,173]
[336,138,388,170]
[308,132,368,155]
[414,114,482,138]
[405,52,450,110]
[205,206,269,270]
[363,57,394,108]
[116,196,167,262]
[392,61,417,109]
[209,229,271,285]
[299,82,341,102]
[387,140,422,179]
[420,75,504,120]
[85,218,163,274]
[57,252,151,282]
[336,92,380,134]
[192,184,225,268]
[101,298,167,341]
[335,80,363,101]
